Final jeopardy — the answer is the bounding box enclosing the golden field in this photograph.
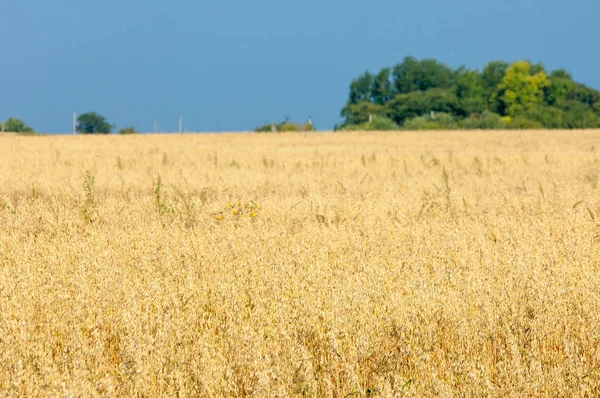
[1,130,600,397]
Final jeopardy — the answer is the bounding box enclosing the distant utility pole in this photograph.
[179,117,182,133]
[73,112,77,134]
[1,121,4,132]
[153,120,157,134]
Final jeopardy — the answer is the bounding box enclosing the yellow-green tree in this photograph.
[498,61,550,116]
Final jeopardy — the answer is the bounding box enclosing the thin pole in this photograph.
[179,117,182,133]
[153,120,157,133]
[73,112,77,134]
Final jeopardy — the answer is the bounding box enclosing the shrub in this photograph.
[403,113,458,130]
[507,117,544,129]
[118,126,139,135]
[464,112,506,129]
[339,116,400,131]
[254,123,277,133]
[254,120,316,133]
[278,122,299,132]
[520,107,565,129]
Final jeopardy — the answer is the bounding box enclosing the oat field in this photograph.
[1,130,600,396]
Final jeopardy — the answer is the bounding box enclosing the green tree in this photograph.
[566,83,600,107]
[481,61,509,92]
[347,72,374,105]
[387,88,461,125]
[550,69,572,80]
[392,56,421,94]
[77,112,113,134]
[481,61,509,112]
[341,101,388,125]
[454,67,488,114]
[529,62,546,75]
[523,106,565,129]
[371,68,393,105]
[545,75,574,107]
[560,100,600,128]
[498,61,550,116]
[392,57,454,94]
[545,72,599,109]
[2,118,35,133]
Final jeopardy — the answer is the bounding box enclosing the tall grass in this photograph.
[0,131,599,396]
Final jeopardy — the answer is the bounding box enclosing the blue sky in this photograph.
[1,0,598,133]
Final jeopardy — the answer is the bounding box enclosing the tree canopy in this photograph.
[339,57,600,130]
[77,112,113,134]
[2,118,35,134]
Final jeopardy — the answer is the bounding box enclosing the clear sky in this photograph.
[1,0,598,133]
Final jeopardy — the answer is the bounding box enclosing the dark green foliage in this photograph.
[566,83,600,106]
[392,57,454,94]
[341,102,388,125]
[3,118,35,134]
[371,68,393,105]
[521,106,565,129]
[560,101,600,128]
[507,117,544,129]
[550,69,572,80]
[481,61,509,93]
[387,88,462,125]
[529,62,547,76]
[118,126,139,135]
[348,72,374,104]
[339,56,600,130]
[77,112,113,134]
[545,76,573,107]
[454,68,488,115]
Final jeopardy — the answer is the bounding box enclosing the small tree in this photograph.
[3,118,35,134]
[118,126,139,135]
[498,61,550,116]
[77,112,113,134]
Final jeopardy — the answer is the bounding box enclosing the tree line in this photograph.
[338,56,600,130]
[0,112,138,135]
[4,57,600,134]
